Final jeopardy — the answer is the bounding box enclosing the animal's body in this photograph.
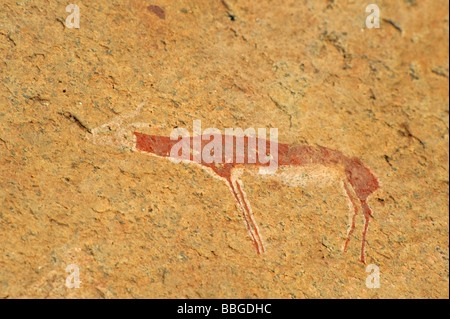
[132,133,379,263]
[90,104,380,263]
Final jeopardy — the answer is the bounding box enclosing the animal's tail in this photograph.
[344,157,380,264]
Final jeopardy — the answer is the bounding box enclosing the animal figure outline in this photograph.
[89,103,380,263]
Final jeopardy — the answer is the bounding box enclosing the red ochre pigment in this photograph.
[147,5,165,19]
[134,132,379,263]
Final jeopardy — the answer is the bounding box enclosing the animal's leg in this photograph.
[226,179,260,253]
[343,180,373,264]
[226,178,265,254]
[343,181,359,252]
[235,178,266,253]
[359,200,373,264]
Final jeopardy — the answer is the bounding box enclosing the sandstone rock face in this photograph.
[0,0,448,298]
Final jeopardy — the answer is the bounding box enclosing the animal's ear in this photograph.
[122,102,148,120]
[89,102,148,137]
[110,102,148,124]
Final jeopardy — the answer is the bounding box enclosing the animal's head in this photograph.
[87,102,151,150]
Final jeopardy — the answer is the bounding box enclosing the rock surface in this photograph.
[0,0,448,298]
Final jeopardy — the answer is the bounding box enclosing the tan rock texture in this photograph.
[0,0,448,298]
